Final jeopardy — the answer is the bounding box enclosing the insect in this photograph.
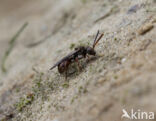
[50,30,104,80]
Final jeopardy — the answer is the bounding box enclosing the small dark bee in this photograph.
[50,30,103,80]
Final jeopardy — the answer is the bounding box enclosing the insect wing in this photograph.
[50,61,61,70]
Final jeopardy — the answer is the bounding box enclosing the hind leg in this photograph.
[75,57,82,72]
[64,62,69,81]
[58,61,69,81]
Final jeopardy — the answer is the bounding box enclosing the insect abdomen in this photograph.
[58,60,70,73]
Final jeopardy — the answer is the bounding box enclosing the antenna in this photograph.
[93,31,104,49]
[93,30,99,48]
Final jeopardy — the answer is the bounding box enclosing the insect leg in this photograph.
[87,55,90,60]
[75,58,81,71]
[64,61,70,81]
[65,69,68,81]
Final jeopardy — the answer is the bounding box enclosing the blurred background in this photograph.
[0,0,156,121]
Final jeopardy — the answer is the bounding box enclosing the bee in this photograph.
[50,30,103,80]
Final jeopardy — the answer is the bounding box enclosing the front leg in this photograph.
[87,55,90,60]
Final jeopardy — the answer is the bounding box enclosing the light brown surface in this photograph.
[0,0,156,121]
